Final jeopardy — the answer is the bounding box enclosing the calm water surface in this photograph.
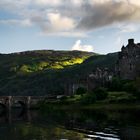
[0,107,140,140]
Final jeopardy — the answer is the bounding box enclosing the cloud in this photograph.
[47,13,76,31]
[118,23,140,33]
[129,0,140,6]
[1,0,140,37]
[0,0,31,11]
[34,0,62,6]
[40,31,86,38]
[70,0,83,6]
[77,1,140,31]
[35,12,80,36]
[72,40,94,52]
[0,19,32,27]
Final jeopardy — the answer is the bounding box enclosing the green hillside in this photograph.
[0,50,118,96]
[0,50,94,75]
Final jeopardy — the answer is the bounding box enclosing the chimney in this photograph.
[128,39,134,45]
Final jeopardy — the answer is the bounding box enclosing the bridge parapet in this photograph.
[0,96,45,109]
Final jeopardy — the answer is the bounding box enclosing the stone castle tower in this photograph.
[116,39,140,80]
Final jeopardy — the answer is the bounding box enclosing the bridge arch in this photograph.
[13,100,26,108]
[0,103,7,109]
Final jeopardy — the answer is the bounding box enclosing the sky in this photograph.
[0,0,140,54]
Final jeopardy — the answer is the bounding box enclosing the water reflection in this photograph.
[0,107,139,140]
[0,108,32,123]
[41,109,140,140]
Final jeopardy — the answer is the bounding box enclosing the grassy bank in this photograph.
[40,101,140,111]
[39,91,140,111]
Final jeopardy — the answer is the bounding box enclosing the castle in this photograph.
[116,39,140,80]
[65,39,140,95]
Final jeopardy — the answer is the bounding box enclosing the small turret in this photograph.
[128,39,134,45]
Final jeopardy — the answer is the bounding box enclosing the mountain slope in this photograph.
[0,50,118,96]
[0,50,94,77]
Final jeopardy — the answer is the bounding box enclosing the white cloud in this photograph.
[72,40,94,52]
[89,0,111,4]
[47,13,76,31]
[37,12,79,36]
[70,0,83,6]
[129,0,140,6]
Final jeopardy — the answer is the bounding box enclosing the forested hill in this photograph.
[0,50,118,96]
[0,50,94,75]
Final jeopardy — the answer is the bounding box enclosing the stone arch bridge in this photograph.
[0,96,45,109]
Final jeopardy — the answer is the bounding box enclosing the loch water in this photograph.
[0,108,140,140]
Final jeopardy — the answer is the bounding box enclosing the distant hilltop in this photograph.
[7,50,94,55]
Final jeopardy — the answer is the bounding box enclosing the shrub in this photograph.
[60,96,67,101]
[94,87,108,100]
[59,96,70,104]
[109,77,122,91]
[134,91,140,99]
[123,81,140,100]
[123,82,137,93]
[80,93,96,105]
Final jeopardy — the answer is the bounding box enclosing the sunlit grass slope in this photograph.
[0,50,95,79]
[0,50,94,75]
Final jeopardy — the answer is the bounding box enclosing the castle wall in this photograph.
[117,39,140,80]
